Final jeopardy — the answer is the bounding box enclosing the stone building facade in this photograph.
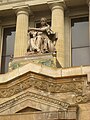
[0,0,90,120]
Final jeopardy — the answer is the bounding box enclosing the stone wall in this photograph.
[0,111,77,120]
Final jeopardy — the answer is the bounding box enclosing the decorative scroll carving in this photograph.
[72,81,90,104]
[0,91,69,113]
[74,94,90,103]
[0,72,86,98]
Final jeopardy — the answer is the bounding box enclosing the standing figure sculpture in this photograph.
[27,17,57,54]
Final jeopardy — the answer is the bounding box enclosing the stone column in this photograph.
[14,7,29,57]
[89,1,90,47]
[51,3,65,67]
[88,1,90,68]
[64,14,71,67]
[0,25,2,72]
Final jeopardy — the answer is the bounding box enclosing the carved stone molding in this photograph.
[0,91,70,113]
[0,72,86,98]
[74,94,90,104]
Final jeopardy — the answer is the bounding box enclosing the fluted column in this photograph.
[51,3,65,67]
[14,7,29,57]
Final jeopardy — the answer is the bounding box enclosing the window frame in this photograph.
[1,25,16,73]
[71,16,89,66]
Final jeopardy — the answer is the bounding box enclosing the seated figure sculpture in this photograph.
[27,17,57,54]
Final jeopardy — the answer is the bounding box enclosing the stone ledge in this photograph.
[9,53,58,72]
[14,53,53,59]
[0,61,90,83]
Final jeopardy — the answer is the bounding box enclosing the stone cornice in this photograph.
[0,91,69,113]
[47,0,64,4]
[12,4,32,15]
[0,0,87,12]
[47,0,66,10]
[0,72,87,98]
[0,74,89,113]
[1,61,90,83]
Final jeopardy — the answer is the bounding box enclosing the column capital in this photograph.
[13,5,32,16]
[47,0,66,11]
[86,0,90,5]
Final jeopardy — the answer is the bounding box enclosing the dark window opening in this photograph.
[1,27,16,74]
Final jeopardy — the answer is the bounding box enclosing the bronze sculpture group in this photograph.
[27,17,57,54]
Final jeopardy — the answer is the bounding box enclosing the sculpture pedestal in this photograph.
[9,53,61,71]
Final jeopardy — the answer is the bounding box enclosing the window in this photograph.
[71,17,90,66]
[1,27,16,73]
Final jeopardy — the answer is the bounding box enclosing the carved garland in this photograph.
[0,73,86,98]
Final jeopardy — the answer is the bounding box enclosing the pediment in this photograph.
[16,107,41,113]
[0,91,69,114]
[0,91,78,120]
[0,62,88,115]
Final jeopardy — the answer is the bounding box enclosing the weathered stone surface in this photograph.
[0,71,86,98]
[1,62,90,83]
[0,91,70,114]
[0,54,90,120]
[9,54,57,71]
